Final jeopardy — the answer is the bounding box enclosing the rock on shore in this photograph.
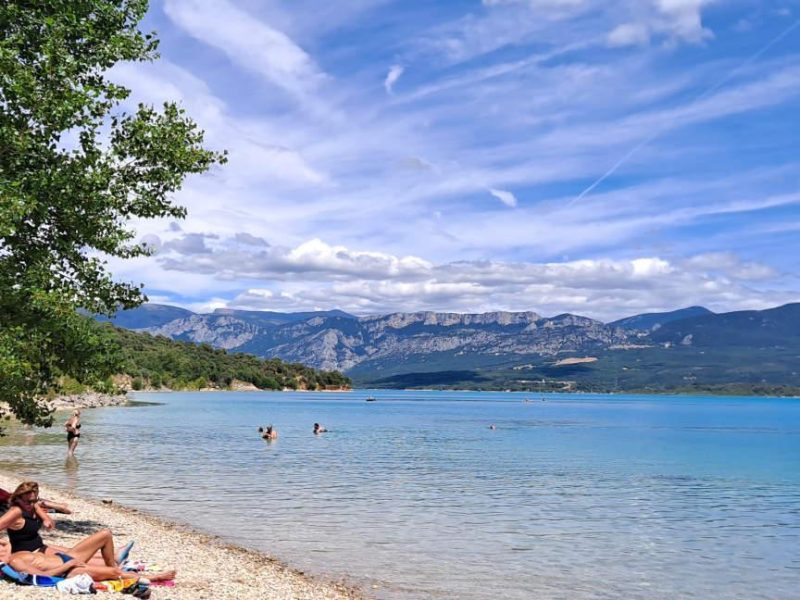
[48,392,129,411]
[0,472,367,600]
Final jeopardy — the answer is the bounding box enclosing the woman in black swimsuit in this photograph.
[65,409,81,456]
[0,481,53,553]
[0,481,134,563]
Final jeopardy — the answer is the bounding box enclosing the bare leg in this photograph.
[44,539,131,565]
[64,528,116,566]
[67,437,79,456]
[70,565,176,582]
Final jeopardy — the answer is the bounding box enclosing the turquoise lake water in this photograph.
[2,390,799,599]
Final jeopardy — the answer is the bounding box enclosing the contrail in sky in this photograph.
[573,19,800,203]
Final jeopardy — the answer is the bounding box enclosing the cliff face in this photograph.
[101,303,800,392]
[147,314,262,349]
[142,310,632,372]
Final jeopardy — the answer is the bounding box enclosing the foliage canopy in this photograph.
[0,1,226,431]
[111,326,351,392]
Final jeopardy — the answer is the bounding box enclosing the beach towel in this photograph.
[97,578,150,598]
[97,577,139,592]
[120,559,161,573]
[0,561,64,587]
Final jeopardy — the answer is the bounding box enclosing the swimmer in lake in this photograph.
[258,425,278,440]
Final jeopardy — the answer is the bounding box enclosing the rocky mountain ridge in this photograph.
[101,303,800,393]
[136,308,632,372]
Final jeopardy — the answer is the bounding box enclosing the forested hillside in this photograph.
[111,326,351,392]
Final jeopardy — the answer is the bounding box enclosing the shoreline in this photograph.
[0,471,369,599]
[48,392,129,411]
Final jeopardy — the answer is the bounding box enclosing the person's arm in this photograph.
[34,503,55,529]
[40,499,71,514]
[0,506,23,531]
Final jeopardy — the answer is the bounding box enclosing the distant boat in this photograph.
[366,396,377,402]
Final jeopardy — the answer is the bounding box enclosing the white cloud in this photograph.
[488,188,519,207]
[140,234,792,321]
[284,239,432,277]
[97,0,800,320]
[608,22,651,47]
[110,60,326,187]
[163,0,326,99]
[464,0,716,57]
[655,0,715,44]
[157,237,433,280]
[216,252,792,321]
[384,64,405,94]
[607,0,715,47]
[682,252,777,280]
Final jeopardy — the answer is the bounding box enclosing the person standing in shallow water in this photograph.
[65,410,81,456]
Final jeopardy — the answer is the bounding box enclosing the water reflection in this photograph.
[64,456,79,490]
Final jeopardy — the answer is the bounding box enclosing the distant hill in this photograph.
[649,303,800,348]
[99,302,800,395]
[95,304,194,329]
[609,306,714,331]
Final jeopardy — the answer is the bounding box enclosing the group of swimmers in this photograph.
[258,422,328,440]
[0,481,175,593]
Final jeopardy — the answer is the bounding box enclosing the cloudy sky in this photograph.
[109,0,800,321]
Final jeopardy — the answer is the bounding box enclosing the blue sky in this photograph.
[108,0,800,321]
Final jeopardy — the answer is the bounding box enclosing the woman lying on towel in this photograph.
[4,528,175,582]
[0,481,131,563]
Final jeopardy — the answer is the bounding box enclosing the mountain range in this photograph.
[99,302,800,393]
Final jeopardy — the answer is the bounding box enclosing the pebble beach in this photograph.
[0,472,367,600]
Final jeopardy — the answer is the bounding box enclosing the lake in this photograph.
[2,390,799,599]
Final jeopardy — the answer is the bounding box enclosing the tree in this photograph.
[0,1,226,433]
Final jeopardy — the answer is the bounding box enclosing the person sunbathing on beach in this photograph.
[1,486,72,515]
[6,535,175,582]
[0,481,132,564]
[258,425,278,440]
[0,481,58,552]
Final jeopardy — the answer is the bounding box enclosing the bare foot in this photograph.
[143,569,176,582]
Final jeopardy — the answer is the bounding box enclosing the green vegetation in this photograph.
[112,326,350,392]
[0,1,225,433]
[355,345,800,397]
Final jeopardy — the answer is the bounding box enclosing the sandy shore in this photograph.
[0,472,368,599]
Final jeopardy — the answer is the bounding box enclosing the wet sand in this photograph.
[0,472,368,599]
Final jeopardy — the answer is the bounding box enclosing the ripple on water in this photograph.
[2,391,799,600]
